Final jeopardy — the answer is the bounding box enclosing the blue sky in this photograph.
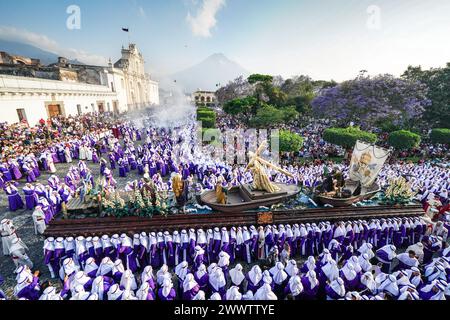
[0,0,449,81]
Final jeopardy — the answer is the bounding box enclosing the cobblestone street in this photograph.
[0,159,135,298]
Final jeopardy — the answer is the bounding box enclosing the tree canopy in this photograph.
[216,64,449,134]
[311,73,431,129]
[247,74,274,84]
[402,63,450,128]
[250,104,285,128]
[278,130,304,152]
[280,106,299,122]
[219,74,330,121]
[223,97,257,116]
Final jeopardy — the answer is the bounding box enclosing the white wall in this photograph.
[0,58,160,126]
[108,70,128,112]
[0,74,122,125]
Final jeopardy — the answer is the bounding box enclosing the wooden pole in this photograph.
[254,156,295,179]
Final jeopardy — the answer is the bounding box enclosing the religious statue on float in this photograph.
[215,176,228,205]
[245,141,294,194]
[172,173,192,211]
[314,140,390,207]
[198,141,301,213]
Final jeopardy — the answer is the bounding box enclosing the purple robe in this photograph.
[119,246,138,273]
[16,276,40,300]
[100,162,107,176]
[98,277,114,300]
[344,230,354,247]
[166,241,175,267]
[23,188,36,210]
[57,149,66,163]
[118,162,127,177]
[245,274,262,294]
[284,285,301,300]
[10,163,22,180]
[137,162,144,175]
[194,253,205,269]
[158,288,177,301]
[136,244,149,269]
[51,152,60,164]
[5,187,24,211]
[212,238,221,262]
[44,248,54,268]
[194,274,209,292]
[1,166,13,181]
[108,155,116,170]
[141,291,156,300]
[102,245,115,261]
[325,285,344,300]
[25,168,37,183]
[182,285,200,300]
[143,277,156,291]
[150,244,161,269]
[305,231,315,257]
[419,289,438,300]
[339,271,360,291]
[300,276,319,300]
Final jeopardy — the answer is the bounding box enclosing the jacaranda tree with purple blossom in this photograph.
[311,73,431,129]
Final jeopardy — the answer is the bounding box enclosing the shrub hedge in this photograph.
[430,128,450,144]
[388,130,421,150]
[323,127,377,149]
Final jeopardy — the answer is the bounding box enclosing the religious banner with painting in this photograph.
[349,140,391,188]
[257,211,273,225]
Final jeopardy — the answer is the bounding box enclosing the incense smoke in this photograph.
[149,85,196,129]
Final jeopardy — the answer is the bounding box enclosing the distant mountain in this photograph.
[0,39,82,65]
[162,53,250,93]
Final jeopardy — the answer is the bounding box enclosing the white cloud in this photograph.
[0,26,107,65]
[186,0,226,38]
[138,6,147,18]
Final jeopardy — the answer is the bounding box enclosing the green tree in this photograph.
[375,116,404,133]
[278,130,304,152]
[266,86,288,106]
[388,130,421,150]
[248,74,274,84]
[247,74,274,107]
[280,76,334,115]
[250,104,284,128]
[285,95,313,114]
[402,63,450,128]
[280,106,299,122]
[223,96,257,116]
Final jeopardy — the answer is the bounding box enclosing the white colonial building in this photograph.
[113,44,159,110]
[192,90,217,107]
[0,43,159,125]
[0,75,120,126]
